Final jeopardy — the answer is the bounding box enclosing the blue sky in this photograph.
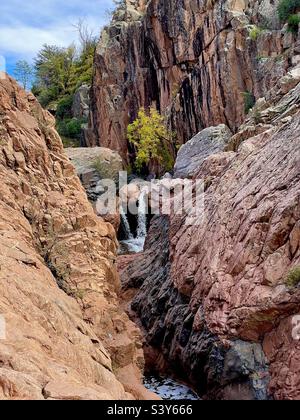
[0,0,114,76]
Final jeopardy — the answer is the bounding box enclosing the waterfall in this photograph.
[120,205,133,240]
[119,189,148,255]
[137,191,147,239]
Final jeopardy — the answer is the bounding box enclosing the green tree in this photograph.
[127,108,174,174]
[33,44,76,106]
[31,20,98,147]
[32,20,97,109]
[278,0,300,22]
[14,60,33,90]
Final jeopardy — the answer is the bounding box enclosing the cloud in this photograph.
[0,0,114,68]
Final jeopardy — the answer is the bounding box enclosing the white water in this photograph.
[137,191,148,239]
[119,191,148,254]
[144,376,200,400]
[120,206,133,240]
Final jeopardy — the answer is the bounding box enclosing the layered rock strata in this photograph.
[88,0,298,162]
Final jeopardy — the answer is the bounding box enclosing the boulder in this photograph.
[65,147,123,198]
[65,147,124,231]
[174,125,232,178]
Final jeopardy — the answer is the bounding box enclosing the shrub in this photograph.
[249,26,263,41]
[285,266,300,288]
[242,91,256,114]
[60,136,81,148]
[56,117,85,140]
[65,118,83,138]
[287,13,300,32]
[127,107,175,175]
[278,0,300,22]
[56,95,74,119]
[253,109,263,124]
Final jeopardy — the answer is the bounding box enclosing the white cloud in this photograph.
[0,0,114,64]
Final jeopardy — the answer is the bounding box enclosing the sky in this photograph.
[0,0,114,76]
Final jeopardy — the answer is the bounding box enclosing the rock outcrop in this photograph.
[66,147,123,195]
[0,76,153,400]
[88,0,298,162]
[72,84,90,120]
[66,146,123,233]
[121,72,300,399]
[174,124,232,178]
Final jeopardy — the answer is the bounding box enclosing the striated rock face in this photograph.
[88,0,298,162]
[0,76,153,400]
[121,74,300,399]
[72,84,90,120]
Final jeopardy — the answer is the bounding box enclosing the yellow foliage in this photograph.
[127,108,174,173]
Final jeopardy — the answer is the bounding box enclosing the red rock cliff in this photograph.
[88,0,297,161]
[120,68,300,400]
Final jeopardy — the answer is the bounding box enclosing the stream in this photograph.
[144,376,200,400]
[119,191,200,400]
[119,191,148,254]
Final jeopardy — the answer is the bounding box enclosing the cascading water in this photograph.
[137,191,147,239]
[120,205,134,240]
[119,190,148,255]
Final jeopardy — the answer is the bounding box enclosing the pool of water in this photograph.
[144,376,200,400]
[119,237,146,255]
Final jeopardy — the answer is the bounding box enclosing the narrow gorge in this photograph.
[0,0,300,402]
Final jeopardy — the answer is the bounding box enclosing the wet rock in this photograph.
[144,376,199,400]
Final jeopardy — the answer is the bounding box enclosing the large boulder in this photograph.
[66,147,123,194]
[174,125,232,178]
[65,147,123,231]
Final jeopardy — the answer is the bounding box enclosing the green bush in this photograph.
[56,118,85,140]
[249,26,263,41]
[66,119,83,138]
[278,0,300,22]
[56,96,74,119]
[242,91,256,114]
[285,266,300,288]
[287,13,300,32]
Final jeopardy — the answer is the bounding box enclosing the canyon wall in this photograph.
[120,68,300,399]
[0,76,152,400]
[88,0,298,162]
